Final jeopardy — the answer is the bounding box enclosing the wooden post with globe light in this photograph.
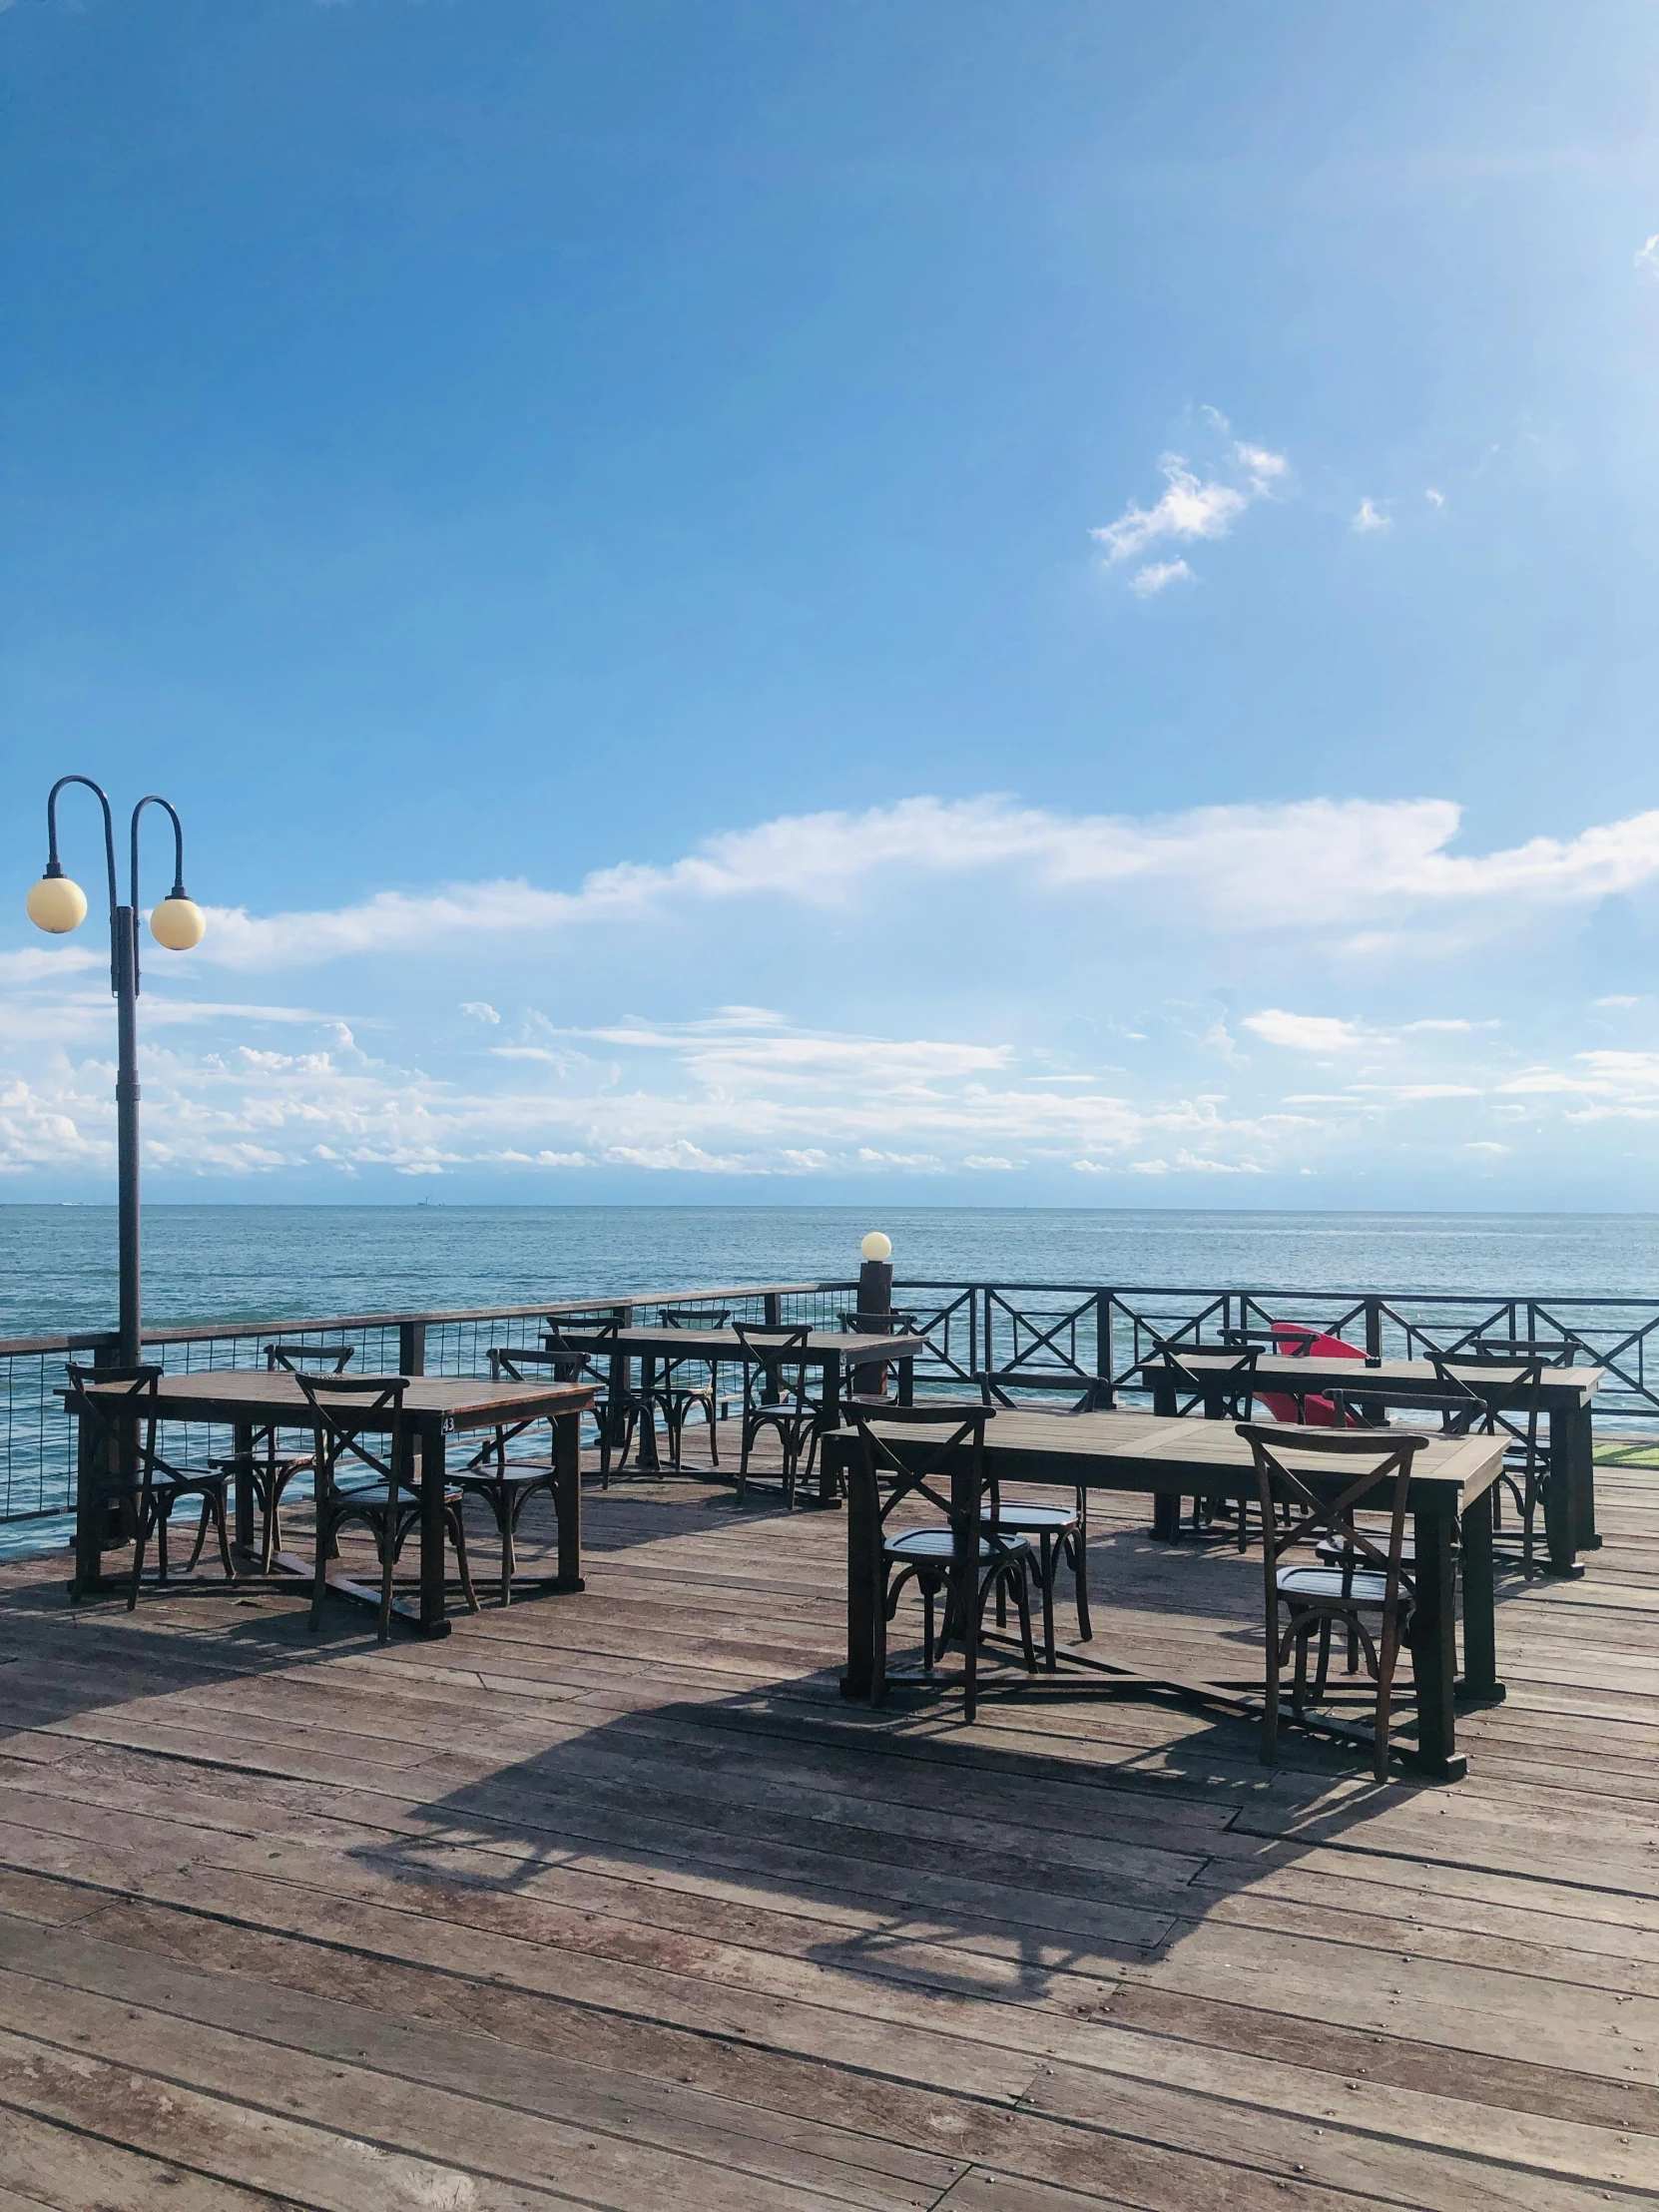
[26,777,206,1370]
[852,1229,895,1399]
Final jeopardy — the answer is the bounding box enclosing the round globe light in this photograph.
[26,873,88,934]
[150,896,206,951]
[859,1231,892,1264]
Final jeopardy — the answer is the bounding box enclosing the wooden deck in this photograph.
[0,1424,1656,2210]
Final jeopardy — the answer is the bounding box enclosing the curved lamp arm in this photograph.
[45,774,120,993]
[129,795,196,996]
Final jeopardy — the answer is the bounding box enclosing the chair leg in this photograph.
[1008,1562,1037,1674]
[210,1489,237,1583]
[498,1487,514,1607]
[448,1501,480,1614]
[706,1393,720,1468]
[308,1505,330,1632]
[1261,1602,1283,1765]
[922,1581,936,1672]
[128,1486,154,1611]
[1038,1534,1056,1670]
[1070,1525,1092,1642]
[1372,1610,1403,1783]
[156,1503,171,1586]
[185,1497,213,1572]
[1313,1617,1333,1700]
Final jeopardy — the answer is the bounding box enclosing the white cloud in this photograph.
[1637,234,1659,278]
[1425,487,1445,508]
[1243,1010,1369,1052]
[1129,558,1193,597]
[1093,457,1248,564]
[1352,498,1390,533]
[1091,422,1287,590]
[460,1001,500,1024]
[175,792,1659,972]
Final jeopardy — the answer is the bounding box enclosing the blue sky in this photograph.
[3,1,1659,1205]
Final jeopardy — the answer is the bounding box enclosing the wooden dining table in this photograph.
[547,1326,923,1483]
[1138,1351,1602,1571]
[67,1370,595,1635]
[826,1407,1508,1781]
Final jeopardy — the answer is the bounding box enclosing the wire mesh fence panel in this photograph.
[7,1273,1659,1525]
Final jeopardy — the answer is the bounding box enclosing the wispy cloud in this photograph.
[1637,234,1659,278]
[1352,497,1390,533]
[184,794,1659,970]
[1243,1010,1370,1053]
[1128,558,1192,598]
[1091,416,1287,592]
[1425,487,1445,508]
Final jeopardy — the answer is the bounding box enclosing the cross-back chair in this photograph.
[974,1375,1093,1665]
[734,1323,824,1506]
[846,1398,1032,1720]
[1430,1343,1560,1573]
[1149,1339,1263,1545]
[649,1308,730,1470]
[66,1363,238,1608]
[447,1347,574,1605]
[543,1316,634,1482]
[292,1370,476,1641]
[1236,1422,1427,1781]
[214,1342,355,1573]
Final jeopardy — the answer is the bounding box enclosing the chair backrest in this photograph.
[845,1398,994,1529]
[734,1322,812,1411]
[978,1370,1108,1414]
[488,1344,564,1382]
[659,1308,731,1329]
[65,1362,166,1482]
[1429,1350,1547,1455]
[1149,1337,1259,1417]
[1461,1338,1574,1368]
[543,1318,619,1385]
[836,1310,919,1335]
[1236,1422,1426,1594]
[267,1342,355,1374]
[289,1371,408,1483]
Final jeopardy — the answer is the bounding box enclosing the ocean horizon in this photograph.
[6,1202,1659,1341]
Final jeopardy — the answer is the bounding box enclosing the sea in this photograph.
[5,1204,1659,1341]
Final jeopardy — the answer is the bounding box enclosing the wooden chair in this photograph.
[543,1317,634,1483]
[1149,1340,1262,1546]
[975,1375,1093,1665]
[734,1323,825,1506]
[649,1308,730,1470]
[847,1399,1033,1721]
[66,1364,237,1607]
[449,1347,572,1605]
[1431,1344,1559,1573]
[292,1371,477,1642]
[1236,1422,1427,1781]
[214,1342,354,1572]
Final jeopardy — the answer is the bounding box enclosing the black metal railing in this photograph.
[4,1274,1656,1529]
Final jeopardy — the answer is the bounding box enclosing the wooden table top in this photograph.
[857,1406,1506,1509]
[1137,1352,1601,1406]
[70,1370,596,1433]
[548,1327,921,1362]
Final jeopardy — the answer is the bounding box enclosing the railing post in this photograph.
[1365,1298,1382,1361]
[1095,1291,1115,1407]
[398,1320,426,1377]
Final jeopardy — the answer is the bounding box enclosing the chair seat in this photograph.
[886,1528,1032,1564]
[981,1504,1077,1535]
[1278,1563,1402,1607]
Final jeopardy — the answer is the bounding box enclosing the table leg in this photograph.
[418,1415,448,1635]
[817,1351,842,1505]
[896,1354,914,1409]
[1456,1482,1503,1703]
[1150,1377,1181,1538]
[233,1420,255,1554]
[952,1457,979,1723]
[1542,1404,1583,1575]
[637,1355,661,1472]
[838,1438,880,1702]
[1559,1400,1599,1552]
[70,1404,101,1601]
[1409,1509,1464,1780]
[553,1410,584,1591]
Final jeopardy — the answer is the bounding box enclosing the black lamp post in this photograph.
[27,776,205,1367]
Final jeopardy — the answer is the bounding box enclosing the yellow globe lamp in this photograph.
[150,894,206,951]
[26,871,88,934]
[859,1231,892,1264]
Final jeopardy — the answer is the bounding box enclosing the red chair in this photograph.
[1258,1322,1366,1428]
